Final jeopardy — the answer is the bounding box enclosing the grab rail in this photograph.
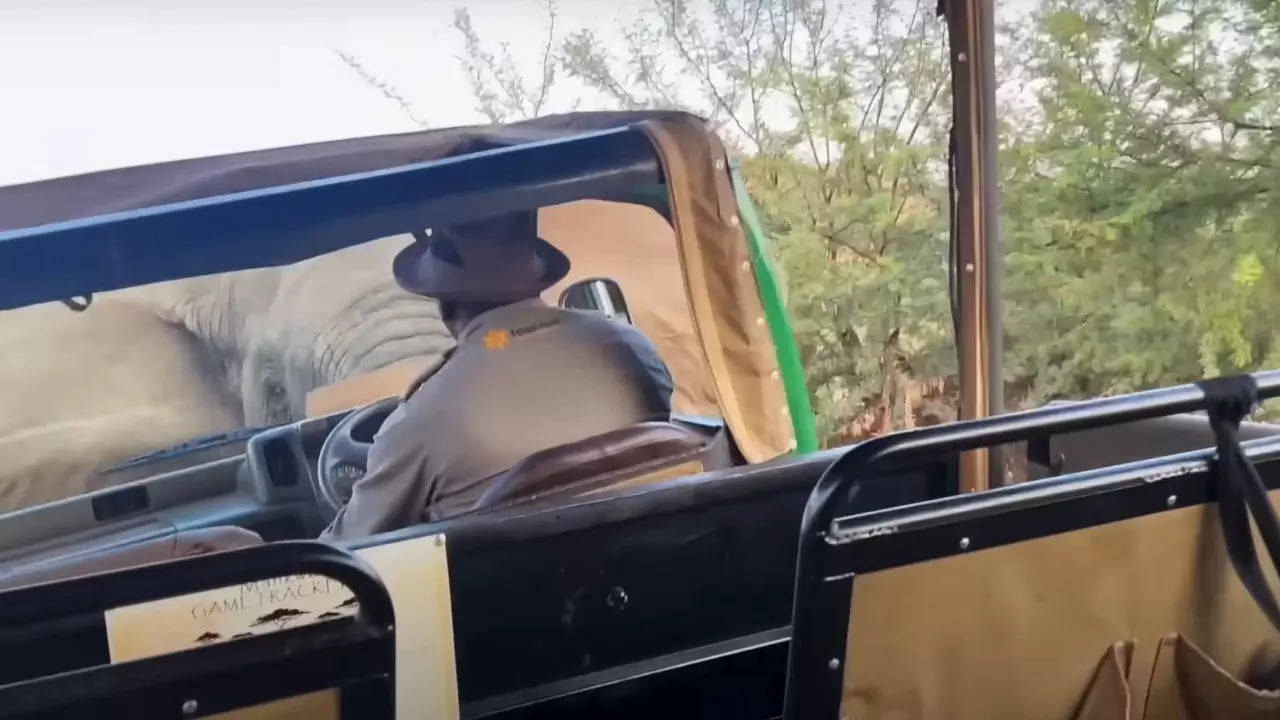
[0,540,395,719]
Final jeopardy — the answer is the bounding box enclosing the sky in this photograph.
[0,0,641,186]
[0,0,1044,187]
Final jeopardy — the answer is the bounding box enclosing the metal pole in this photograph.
[944,0,1003,492]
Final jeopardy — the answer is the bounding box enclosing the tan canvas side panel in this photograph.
[840,494,1280,720]
[540,200,718,418]
[638,119,794,462]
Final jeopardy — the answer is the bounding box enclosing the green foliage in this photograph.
[1000,0,1280,414]
[453,0,1280,443]
[552,0,957,444]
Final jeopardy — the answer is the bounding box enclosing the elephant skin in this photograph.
[0,299,243,512]
[0,236,453,514]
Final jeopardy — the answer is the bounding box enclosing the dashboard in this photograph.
[244,411,350,511]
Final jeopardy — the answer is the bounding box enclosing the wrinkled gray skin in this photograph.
[127,235,454,427]
[0,236,452,514]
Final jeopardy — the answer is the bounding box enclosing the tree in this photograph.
[999,0,1280,412]
[453,0,563,122]
[447,0,1280,445]
[461,0,957,446]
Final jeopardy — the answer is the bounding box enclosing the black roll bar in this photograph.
[0,540,395,719]
[785,369,1280,719]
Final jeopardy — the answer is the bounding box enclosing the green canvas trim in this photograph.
[730,167,818,453]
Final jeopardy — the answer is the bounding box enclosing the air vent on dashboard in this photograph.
[261,436,299,487]
[91,486,149,521]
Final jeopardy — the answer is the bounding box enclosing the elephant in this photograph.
[0,299,243,511]
[0,236,453,514]
[125,235,454,427]
[0,200,716,515]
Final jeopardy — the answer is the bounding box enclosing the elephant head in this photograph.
[126,235,454,426]
[0,237,450,514]
[241,237,453,424]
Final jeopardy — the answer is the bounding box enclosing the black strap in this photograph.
[1199,375,1280,632]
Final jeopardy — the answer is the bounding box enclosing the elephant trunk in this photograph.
[245,280,454,425]
[310,287,454,387]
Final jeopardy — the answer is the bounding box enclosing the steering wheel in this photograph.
[315,397,401,515]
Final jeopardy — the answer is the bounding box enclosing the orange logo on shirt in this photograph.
[483,329,511,351]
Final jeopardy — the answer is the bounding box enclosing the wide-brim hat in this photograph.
[392,210,570,302]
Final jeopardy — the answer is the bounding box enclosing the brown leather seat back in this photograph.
[475,422,725,512]
[0,525,263,591]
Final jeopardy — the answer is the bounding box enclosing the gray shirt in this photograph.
[322,299,673,540]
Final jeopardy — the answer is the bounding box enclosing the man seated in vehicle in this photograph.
[322,211,674,540]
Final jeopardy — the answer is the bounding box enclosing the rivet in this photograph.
[606,586,629,610]
[959,537,971,550]
[182,699,199,716]
[742,261,751,271]
[434,535,444,546]
[957,51,967,62]
[828,657,841,670]
[1166,495,1177,508]
[771,370,780,380]
[756,317,766,327]
[715,159,725,170]
[964,262,975,272]
[730,215,740,227]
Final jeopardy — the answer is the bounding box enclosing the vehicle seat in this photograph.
[473,421,730,513]
[0,525,262,591]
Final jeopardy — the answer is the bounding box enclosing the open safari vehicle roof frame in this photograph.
[0,110,817,458]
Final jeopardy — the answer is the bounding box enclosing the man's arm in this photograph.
[320,405,433,541]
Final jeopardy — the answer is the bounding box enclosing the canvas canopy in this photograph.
[0,111,795,463]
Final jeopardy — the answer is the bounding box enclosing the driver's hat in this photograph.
[392,210,570,303]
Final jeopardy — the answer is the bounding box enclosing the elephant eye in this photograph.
[261,380,292,424]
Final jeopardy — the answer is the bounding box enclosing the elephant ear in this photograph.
[402,348,456,401]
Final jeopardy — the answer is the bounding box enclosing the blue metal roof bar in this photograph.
[0,126,661,311]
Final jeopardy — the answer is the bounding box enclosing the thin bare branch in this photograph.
[334,50,429,128]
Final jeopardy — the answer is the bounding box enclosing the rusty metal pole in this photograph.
[944,0,1003,492]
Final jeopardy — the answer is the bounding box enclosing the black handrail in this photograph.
[0,541,396,719]
[0,540,392,630]
[785,369,1280,719]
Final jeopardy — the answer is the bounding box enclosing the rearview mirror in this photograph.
[558,278,632,325]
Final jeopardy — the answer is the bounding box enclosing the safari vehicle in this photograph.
[0,110,847,719]
[4,4,1280,720]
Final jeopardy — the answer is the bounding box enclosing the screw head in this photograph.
[959,537,971,550]
[828,657,841,670]
[1166,495,1177,508]
[182,699,199,716]
[606,586,629,610]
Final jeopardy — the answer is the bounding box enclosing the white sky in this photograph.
[0,0,642,187]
